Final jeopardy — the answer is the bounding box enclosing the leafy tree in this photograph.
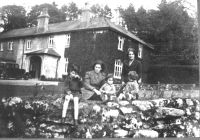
[0,5,27,31]
[119,0,197,64]
[61,2,80,21]
[91,4,112,18]
[27,3,65,27]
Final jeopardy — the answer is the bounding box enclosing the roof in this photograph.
[25,48,60,57]
[0,17,153,49]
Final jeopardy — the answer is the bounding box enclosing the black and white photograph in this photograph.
[0,0,199,138]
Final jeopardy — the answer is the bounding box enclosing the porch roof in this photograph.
[25,48,60,58]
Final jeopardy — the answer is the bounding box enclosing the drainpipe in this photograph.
[21,39,25,69]
[55,57,60,78]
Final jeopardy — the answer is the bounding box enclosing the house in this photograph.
[0,7,153,82]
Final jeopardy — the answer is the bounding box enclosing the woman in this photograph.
[81,60,106,100]
[122,48,142,83]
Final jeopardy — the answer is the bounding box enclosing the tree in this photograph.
[91,4,112,18]
[119,0,197,64]
[0,5,27,31]
[61,2,80,21]
[27,3,65,27]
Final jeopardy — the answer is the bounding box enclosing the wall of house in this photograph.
[0,39,19,62]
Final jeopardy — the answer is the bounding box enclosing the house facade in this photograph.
[0,8,153,82]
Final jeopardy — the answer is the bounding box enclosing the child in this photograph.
[61,64,82,125]
[118,71,139,100]
[100,73,116,101]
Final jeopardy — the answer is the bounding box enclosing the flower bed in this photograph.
[0,94,199,138]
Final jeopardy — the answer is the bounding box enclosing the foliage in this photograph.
[119,0,198,64]
[27,3,66,27]
[91,4,112,19]
[61,2,81,21]
[0,5,27,31]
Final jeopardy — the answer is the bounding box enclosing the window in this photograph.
[49,36,54,48]
[118,36,124,51]
[65,34,71,48]
[138,44,143,59]
[8,42,13,51]
[65,58,69,73]
[26,40,32,50]
[0,43,3,51]
[114,59,123,79]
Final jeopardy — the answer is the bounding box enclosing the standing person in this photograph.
[81,60,106,100]
[61,64,82,125]
[122,48,142,83]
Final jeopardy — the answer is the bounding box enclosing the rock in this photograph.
[114,129,128,138]
[156,107,185,116]
[93,105,101,113]
[150,98,167,107]
[132,100,154,111]
[119,107,133,114]
[186,99,194,106]
[118,101,130,106]
[106,102,119,108]
[133,129,159,138]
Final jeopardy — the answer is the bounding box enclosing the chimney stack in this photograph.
[81,2,91,23]
[37,8,50,32]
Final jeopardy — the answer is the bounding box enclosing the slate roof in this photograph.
[25,48,60,57]
[0,17,153,49]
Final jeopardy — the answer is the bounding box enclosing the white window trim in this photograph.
[65,34,71,48]
[26,40,32,50]
[65,58,69,74]
[138,44,143,59]
[118,36,124,51]
[0,43,3,51]
[114,59,123,79]
[48,36,54,48]
[8,42,13,51]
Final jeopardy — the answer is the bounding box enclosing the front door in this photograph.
[29,56,41,78]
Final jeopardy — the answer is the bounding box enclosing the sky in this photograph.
[0,0,197,17]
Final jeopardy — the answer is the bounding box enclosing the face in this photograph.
[70,71,76,77]
[107,77,114,85]
[94,64,102,73]
[128,51,135,60]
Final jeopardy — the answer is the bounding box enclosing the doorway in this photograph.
[29,56,41,78]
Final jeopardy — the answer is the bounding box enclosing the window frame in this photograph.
[26,40,32,50]
[118,36,125,51]
[48,36,54,48]
[0,43,3,51]
[8,41,13,51]
[65,34,71,48]
[113,59,123,79]
[138,44,143,59]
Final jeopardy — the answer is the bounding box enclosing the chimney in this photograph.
[81,2,92,23]
[37,8,50,32]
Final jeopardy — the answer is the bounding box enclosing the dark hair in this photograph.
[68,64,81,74]
[127,48,136,56]
[105,73,114,81]
[128,71,138,81]
[92,60,105,72]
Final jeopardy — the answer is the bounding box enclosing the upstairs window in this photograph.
[138,44,143,59]
[8,42,13,51]
[26,40,32,50]
[118,36,124,51]
[114,59,123,79]
[65,34,71,48]
[49,36,54,48]
[0,43,3,51]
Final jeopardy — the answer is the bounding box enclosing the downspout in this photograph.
[21,39,25,69]
[55,57,60,78]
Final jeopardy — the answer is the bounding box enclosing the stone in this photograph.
[119,107,133,114]
[133,129,159,138]
[113,129,129,138]
[150,98,168,107]
[132,100,154,111]
[156,107,185,116]
[118,100,130,106]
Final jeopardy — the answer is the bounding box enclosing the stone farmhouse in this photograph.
[0,7,153,82]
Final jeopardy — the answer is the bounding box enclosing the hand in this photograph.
[93,89,101,95]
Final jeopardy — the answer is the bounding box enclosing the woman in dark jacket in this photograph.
[122,48,142,83]
[81,60,106,100]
